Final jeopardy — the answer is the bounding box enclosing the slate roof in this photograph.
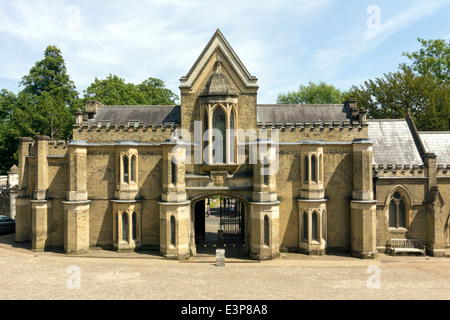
[367,119,423,167]
[419,132,450,166]
[87,105,180,126]
[256,104,351,124]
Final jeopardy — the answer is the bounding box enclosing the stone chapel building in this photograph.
[14,30,450,259]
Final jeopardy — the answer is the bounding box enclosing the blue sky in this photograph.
[0,0,449,104]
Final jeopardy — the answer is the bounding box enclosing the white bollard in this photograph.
[216,249,225,267]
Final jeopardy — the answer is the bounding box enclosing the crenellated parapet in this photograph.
[437,164,450,176]
[373,164,427,178]
[73,121,176,143]
[257,120,369,130]
[257,121,369,142]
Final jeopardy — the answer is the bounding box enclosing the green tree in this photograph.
[401,38,450,82]
[349,66,450,131]
[18,45,81,140]
[0,45,81,173]
[136,77,179,105]
[84,74,179,105]
[277,81,347,104]
[349,38,450,131]
[0,90,20,174]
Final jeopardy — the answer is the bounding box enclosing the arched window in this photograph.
[170,216,176,246]
[122,212,129,242]
[171,156,177,185]
[264,215,270,246]
[312,211,318,241]
[319,154,323,182]
[311,155,317,182]
[123,156,129,184]
[212,107,226,163]
[132,212,137,241]
[302,212,308,241]
[263,156,269,187]
[115,212,119,242]
[304,156,309,182]
[203,108,209,158]
[229,110,235,163]
[130,155,136,183]
[389,191,407,228]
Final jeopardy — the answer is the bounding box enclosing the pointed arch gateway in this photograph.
[191,194,248,257]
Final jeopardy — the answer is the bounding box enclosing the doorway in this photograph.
[194,196,246,257]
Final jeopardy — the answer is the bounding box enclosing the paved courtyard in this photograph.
[0,233,449,301]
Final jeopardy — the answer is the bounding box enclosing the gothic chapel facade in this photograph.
[15,30,450,259]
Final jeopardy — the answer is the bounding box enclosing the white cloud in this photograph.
[311,0,450,77]
[0,0,448,103]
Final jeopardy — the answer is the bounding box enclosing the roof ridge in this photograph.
[102,105,179,108]
[257,104,345,107]
[419,131,450,134]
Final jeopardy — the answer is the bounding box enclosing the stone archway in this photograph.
[190,194,249,258]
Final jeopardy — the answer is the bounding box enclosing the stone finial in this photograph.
[8,165,18,174]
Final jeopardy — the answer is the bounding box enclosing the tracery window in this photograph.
[311,155,317,183]
[302,152,323,185]
[113,207,141,251]
[304,156,309,182]
[170,216,176,246]
[122,212,129,242]
[130,155,136,183]
[212,107,226,164]
[312,211,318,241]
[264,215,270,246]
[302,212,308,241]
[389,192,407,228]
[202,104,238,165]
[121,151,138,185]
[171,158,177,185]
[263,156,269,187]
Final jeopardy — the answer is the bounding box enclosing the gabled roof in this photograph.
[419,132,450,166]
[367,119,423,167]
[179,29,258,91]
[257,104,351,124]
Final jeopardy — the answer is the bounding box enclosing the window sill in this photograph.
[388,227,408,234]
[201,164,239,173]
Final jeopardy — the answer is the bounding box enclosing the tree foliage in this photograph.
[0,45,179,174]
[84,74,179,106]
[349,38,450,131]
[0,46,82,173]
[401,38,450,82]
[348,66,450,131]
[277,81,347,104]
[17,45,81,140]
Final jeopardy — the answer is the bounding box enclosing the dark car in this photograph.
[0,215,15,234]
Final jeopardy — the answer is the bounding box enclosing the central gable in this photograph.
[179,29,258,95]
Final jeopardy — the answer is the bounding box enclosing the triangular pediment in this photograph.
[179,29,258,94]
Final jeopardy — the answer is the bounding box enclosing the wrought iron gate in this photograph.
[194,196,245,257]
[218,197,243,240]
